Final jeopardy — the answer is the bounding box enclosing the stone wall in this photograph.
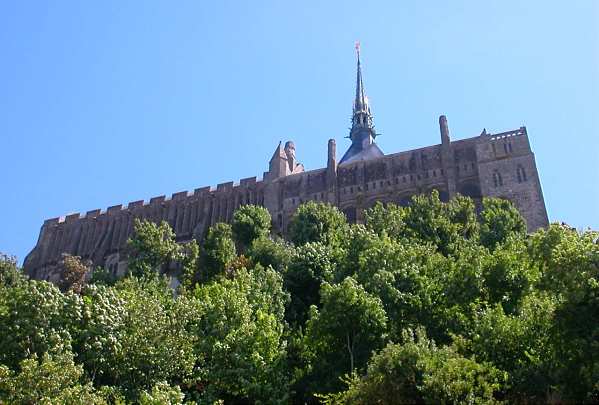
[24,124,549,281]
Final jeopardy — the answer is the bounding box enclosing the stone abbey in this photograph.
[24,48,549,281]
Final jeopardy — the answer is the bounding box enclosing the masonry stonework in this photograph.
[24,49,549,281]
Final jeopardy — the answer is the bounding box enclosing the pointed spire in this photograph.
[340,43,384,165]
[351,42,373,135]
[354,42,367,113]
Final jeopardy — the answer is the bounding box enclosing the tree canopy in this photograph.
[1,195,597,403]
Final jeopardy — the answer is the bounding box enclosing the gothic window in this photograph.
[493,171,503,187]
[433,170,437,177]
[517,166,527,183]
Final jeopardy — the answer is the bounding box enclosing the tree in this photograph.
[57,253,90,294]
[467,295,556,402]
[480,197,527,250]
[190,266,289,403]
[304,277,388,394]
[0,349,105,404]
[75,277,196,399]
[247,236,293,274]
[138,382,185,405]
[0,279,81,370]
[199,223,236,282]
[0,253,25,287]
[402,190,476,255]
[232,204,272,250]
[363,201,405,238]
[288,201,347,246]
[284,242,337,326]
[530,224,599,401]
[324,329,505,405]
[127,219,181,278]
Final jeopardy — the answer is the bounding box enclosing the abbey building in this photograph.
[24,49,549,281]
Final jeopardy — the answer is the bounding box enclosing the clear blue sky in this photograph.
[1,1,597,262]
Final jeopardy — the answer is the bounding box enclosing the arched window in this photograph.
[493,171,503,187]
[517,166,527,183]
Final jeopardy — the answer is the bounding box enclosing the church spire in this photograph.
[350,42,374,139]
[339,43,384,165]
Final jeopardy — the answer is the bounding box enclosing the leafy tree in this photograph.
[480,197,527,250]
[403,190,475,255]
[530,224,599,401]
[288,201,347,246]
[139,382,185,405]
[199,222,236,282]
[57,253,90,294]
[247,236,293,274]
[304,277,387,394]
[467,294,556,402]
[75,277,196,399]
[325,329,505,405]
[0,349,105,404]
[284,242,337,325]
[363,201,405,238]
[0,253,25,287]
[344,232,443,340]
[127,219,181,278]
[190,266,289,403]
[483,237,538,314]
[0,279,80,370]
[232,204,272,250]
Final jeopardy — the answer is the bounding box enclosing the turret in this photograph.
[439,115,450,145]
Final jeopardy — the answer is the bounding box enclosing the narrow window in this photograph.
[493,172,503,188]
[508,143,513,153]
[492,143,496,155]
[503,143,508,153]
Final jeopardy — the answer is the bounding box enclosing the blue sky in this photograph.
[1,1,597,262]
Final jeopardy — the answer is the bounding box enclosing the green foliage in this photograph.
[531,224,599,401]
[304,277,387,394]
[139,382,185,405]
[127,219,181,278]
[284,242,338,325]
[2,195,599,403]
[402,190,479,255]
[0,348,105,404]
[73,277,196,399]
[0,279,81,370]
[363,201,405,238]
[232,204,272,250]
[247,236,293,274]
[0,253,25,287]
[190,266,289,403]
[57,253,90,293]
[325,329,505,405]
[199,222,236,282]
[480,197,527,250]
[467,294,556,401]
[288,201,347,246]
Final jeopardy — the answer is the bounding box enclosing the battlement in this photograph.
[488,126,527,141]
[42,174,267,225]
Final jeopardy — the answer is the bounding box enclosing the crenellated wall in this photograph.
[24,122,549,281]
